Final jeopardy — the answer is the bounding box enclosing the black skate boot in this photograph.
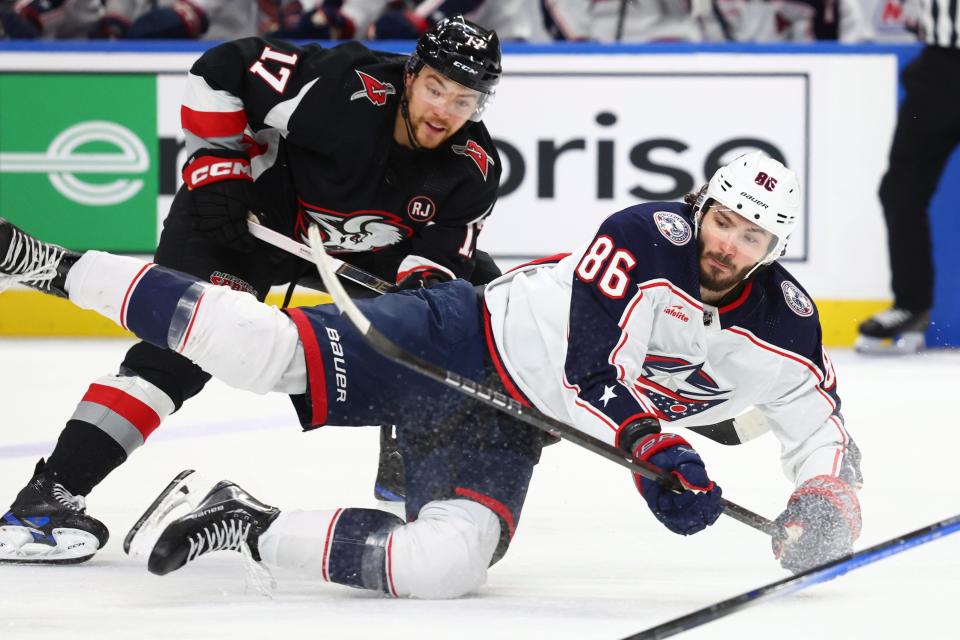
[0,217,80,297]
[0,459,109,564]
[124,470,280,576]
[855,307,929,355]
[373,425,406,503]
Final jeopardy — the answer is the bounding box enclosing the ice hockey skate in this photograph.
[124,470,279,576]
[0,459,109,564]
[0,217,80,297]
[855,307,929,355]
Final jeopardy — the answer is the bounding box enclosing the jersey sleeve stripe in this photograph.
[181,105,248,139]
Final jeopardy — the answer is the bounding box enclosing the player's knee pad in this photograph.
[174,283,302,394]
[388,499,501,599]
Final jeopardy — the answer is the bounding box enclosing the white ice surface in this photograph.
[0,339,957,640]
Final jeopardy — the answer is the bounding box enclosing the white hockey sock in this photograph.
[65,250,154,326]
[258,509,340,574]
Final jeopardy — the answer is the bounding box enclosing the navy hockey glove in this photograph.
[182,150,256,252]
[631,431,723,535]
[396,268,451,290]
[370,9,429,39]
[772,475,861,574]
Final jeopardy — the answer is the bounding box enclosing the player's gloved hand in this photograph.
[369,9,428,40]
[629,427,723,535]
[772,475,861,574]
[182,149,256,252]
[396,268,451,290]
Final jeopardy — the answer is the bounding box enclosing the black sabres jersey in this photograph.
[182,38,501,283]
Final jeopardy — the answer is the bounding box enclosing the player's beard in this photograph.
[698,238,754,294]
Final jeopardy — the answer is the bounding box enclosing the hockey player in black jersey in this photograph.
[0,15,503,564]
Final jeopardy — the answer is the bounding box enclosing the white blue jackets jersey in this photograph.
[483,202,855,489]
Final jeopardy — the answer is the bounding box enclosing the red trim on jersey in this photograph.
[82,383,161,440]
[482,304,532,408]
[284,308,329,426]
[639,280,703,311]
[454,487,516,539]
[507,253,571,273]
[180,105,247,139]
[610,288,646,380]
[119,263,155,330]
[386,531,398,597]
[320,508,343,582]
[394,265,440,285]
[718,282,753,314]
[176,289,206,353]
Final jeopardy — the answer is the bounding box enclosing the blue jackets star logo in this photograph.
[636,354,731,421]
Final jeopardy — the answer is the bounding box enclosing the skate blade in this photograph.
[855,332,926,355]
[0,526,100,564]
[123,470,218,562]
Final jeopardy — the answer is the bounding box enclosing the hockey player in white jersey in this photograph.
[0,152,861,594]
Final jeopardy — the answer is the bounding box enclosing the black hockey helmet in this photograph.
[407,15,502,96]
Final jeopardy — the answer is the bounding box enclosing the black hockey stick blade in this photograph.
[305,225,776,537]
[624,511,960,639]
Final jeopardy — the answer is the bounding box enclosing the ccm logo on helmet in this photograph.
[453,61,479,74]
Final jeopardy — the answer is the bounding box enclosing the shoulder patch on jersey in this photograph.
[452,140,495,180]
[652,211,692,246]
[350,70,396,106]
[781,281,814,317]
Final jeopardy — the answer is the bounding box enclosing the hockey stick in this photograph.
[246,218,397,295]
[248,216,773,446]
[257,213,770,447]
[304,224,777,537]
[624,511,960,639]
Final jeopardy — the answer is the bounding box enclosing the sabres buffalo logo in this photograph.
[636,355,731,421]
[350,70,396,107]
[296,206,413,253]
[452,140,494,180]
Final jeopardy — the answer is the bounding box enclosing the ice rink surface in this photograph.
[0,339,957,640]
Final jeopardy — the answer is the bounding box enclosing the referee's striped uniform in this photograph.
[877,0,960,314]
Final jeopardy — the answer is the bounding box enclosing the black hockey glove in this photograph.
[772,475,861,574]
[182,149,256,252]
[627,424,723,536]
[396,268,451,290]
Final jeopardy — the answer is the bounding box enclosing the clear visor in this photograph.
[704,205,780,264]
[412,74,493,122]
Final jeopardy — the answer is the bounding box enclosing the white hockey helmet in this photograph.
[693,151,801,267]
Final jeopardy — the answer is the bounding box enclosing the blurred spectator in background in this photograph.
[270,1,533,42]
[702,0,873,41]
[541,0,705,42]
[855,0,958,354]
[89,0,308,40]
[1,0,102,38]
